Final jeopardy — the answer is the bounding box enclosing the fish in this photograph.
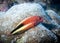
[11,16,43,35]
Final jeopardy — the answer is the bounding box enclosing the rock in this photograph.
[46,10,60,41]
[0,3,59,43]
[16,24,58,43]
[0,3,46,33]
[0,3,48,43]
[0,34,14,43]
[51,27,60,43]
[46,10,60,25]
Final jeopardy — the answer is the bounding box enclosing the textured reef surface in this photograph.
[0,3,60,43]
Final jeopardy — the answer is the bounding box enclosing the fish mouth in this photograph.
[11,22,34,35]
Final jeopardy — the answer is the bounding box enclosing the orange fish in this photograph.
[11,16,43,35]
